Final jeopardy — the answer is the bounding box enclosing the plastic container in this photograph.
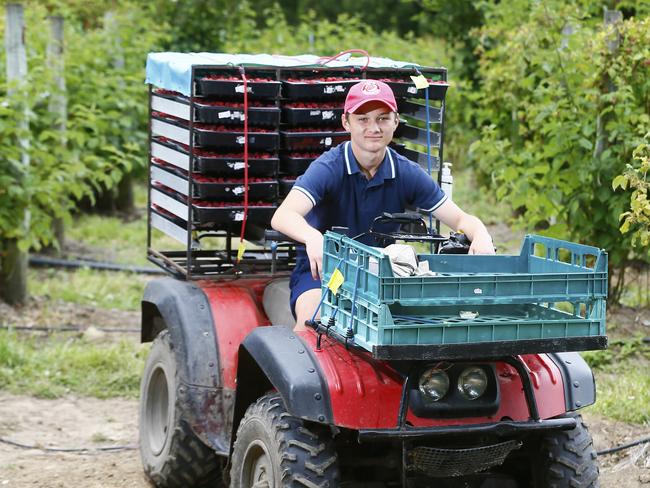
[321,233,607,306]
[281,130,349,151]
[319,232,608,357]
[321,292,606,358]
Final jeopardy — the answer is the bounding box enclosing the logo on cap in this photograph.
[360,81,380,95]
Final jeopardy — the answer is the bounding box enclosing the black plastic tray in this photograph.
[281,130,349,151]
[196,78,281,100]
[192,203,277,225]
[194,102,280,127]
[153,137,279,177]
[194,153,279,177]
[397,81,448,101]
[153,183,277,225]
[282,79,360,100]
[282,106,343,126]
[279,154,319,175]
[193,125,279,151]
[192,179,278,201]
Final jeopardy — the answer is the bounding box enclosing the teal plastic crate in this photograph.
[321,291,605,356]
[319,233,608,358]
[321,233,608,306]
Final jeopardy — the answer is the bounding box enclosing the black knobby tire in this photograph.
[231,393,340,488]
[535,414,599,488]
[139,330,223,488]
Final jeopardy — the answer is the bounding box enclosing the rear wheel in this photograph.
[139,330,223,487]
[534,414,599,487]
[231,393,340,487]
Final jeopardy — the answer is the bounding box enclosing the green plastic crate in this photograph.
[319,233,608,357]
[321,233,608,306]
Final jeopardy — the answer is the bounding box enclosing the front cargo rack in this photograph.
[146,54,448,279]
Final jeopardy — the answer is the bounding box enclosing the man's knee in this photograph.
[294,288,322,329]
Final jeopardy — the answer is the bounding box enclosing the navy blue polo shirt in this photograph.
[293,141,447,246]
[287,141,448,315]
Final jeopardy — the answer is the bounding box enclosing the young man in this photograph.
[271,80,494,330]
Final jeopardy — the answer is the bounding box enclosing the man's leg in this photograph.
[294,288,322,331]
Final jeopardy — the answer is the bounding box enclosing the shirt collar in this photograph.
[344,141,396,183]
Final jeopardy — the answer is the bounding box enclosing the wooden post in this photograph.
[596,8,622,298]
[102,12,134,214]
[1,3,29,305]
[47,15,66,251]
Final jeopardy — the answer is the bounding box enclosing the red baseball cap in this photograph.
[344,80,398,114]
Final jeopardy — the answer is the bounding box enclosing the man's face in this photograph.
[342,101,399,154]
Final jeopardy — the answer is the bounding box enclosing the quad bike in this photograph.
[141,53,606,487]
[138,213,605,488]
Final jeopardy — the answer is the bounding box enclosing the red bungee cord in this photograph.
[237,67,249,263]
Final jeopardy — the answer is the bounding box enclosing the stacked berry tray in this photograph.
[279,71,358,197]
[149,69,281,243]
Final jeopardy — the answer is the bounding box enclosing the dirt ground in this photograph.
[0,391,647,487]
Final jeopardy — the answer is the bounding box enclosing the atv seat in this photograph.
[263,277,294,327]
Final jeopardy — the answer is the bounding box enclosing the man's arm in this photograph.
[432,199,495,255]
[271,189,324,278]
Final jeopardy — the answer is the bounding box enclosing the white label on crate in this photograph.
[236,136,245,145]
[218,111,231,119]
[233,211,244,221]
[321,137,332,146]
[474,288,483,295]
[324,84,345,94]
[309,110,321,116]
[232,186,245,195]
[235,84,253,93]
[322,110,334,120]
[227,162,246,170]
[408,86,418,94]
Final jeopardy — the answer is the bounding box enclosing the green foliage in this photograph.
[0,4,167,252]
[221,6,450,67]
[0,329,147,398]
[467,2,650,273]
[615,139,650,251]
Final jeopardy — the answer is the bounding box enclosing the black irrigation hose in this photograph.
[597,435,650,456]
[29,255,165,275]
[0,436,137,453]
[0,324,140,333]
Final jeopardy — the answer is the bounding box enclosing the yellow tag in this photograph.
[410,74,429,90]
[237,242,246,262]
[327,269,345,294]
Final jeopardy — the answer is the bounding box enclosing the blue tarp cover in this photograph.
[145,52,423,96]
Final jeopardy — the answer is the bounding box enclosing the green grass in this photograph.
[28,267,151,311]
[582,338,650,424]
[66,212,150,266]
[0,330,148,399]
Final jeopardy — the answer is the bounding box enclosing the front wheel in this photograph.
[139,330,223,487]
[534,414,599,487]
[231,393,340,487]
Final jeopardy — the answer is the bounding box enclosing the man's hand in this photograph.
[305,231,324,279]
[468,232,495,255]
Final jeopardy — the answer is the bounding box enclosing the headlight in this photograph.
[458,367,488,400]
[419,368,449,402]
